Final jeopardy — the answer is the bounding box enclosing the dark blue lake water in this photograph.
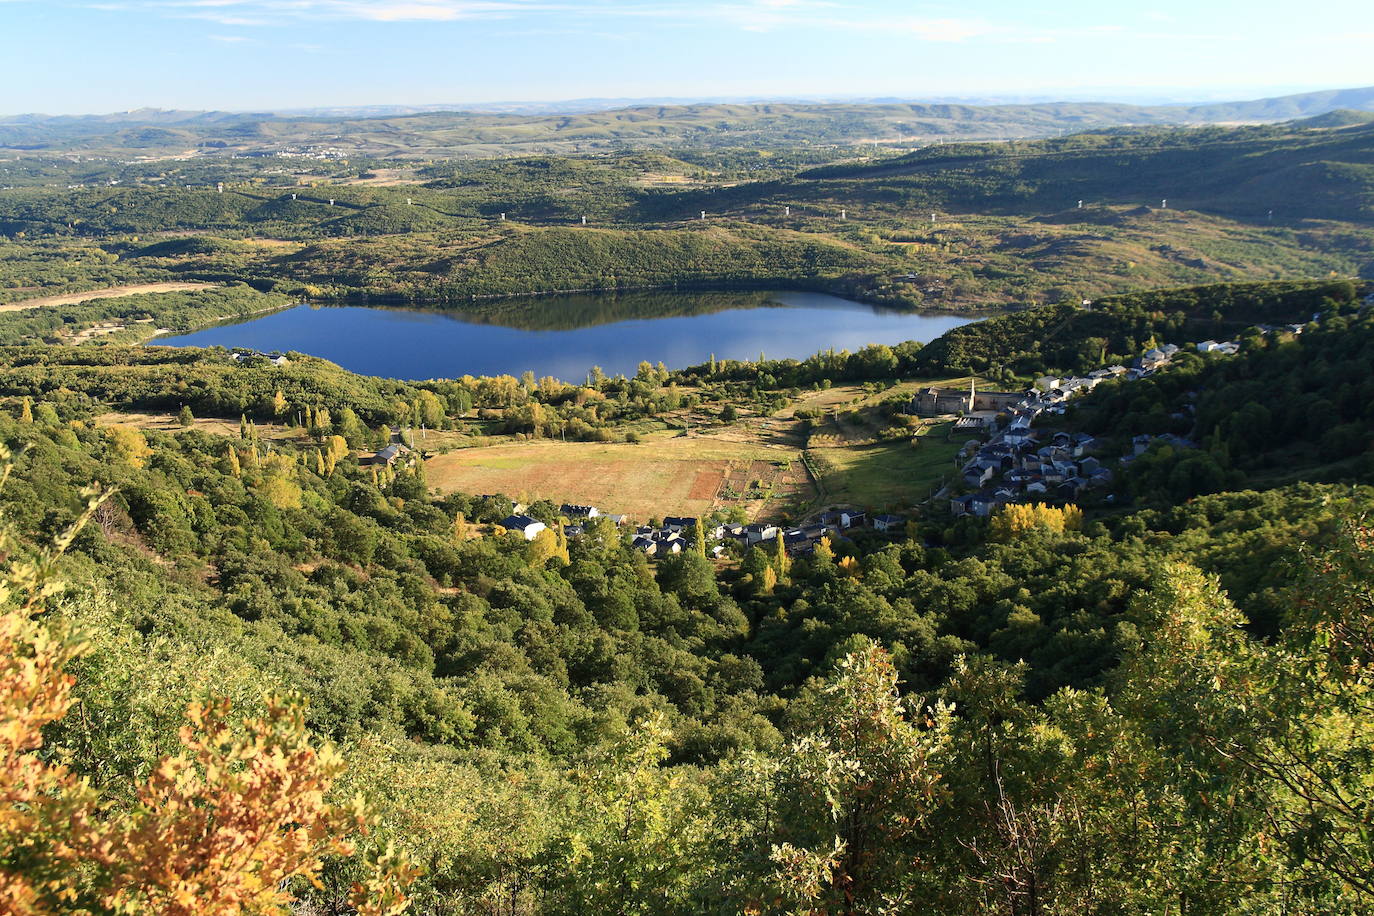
[152,290,973,381]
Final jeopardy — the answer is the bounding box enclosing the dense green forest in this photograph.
[2,277,1374,912]
[909,279,1356,375]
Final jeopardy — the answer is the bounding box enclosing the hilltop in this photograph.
[2,85,1373,159]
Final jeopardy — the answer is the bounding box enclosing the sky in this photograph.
[2,0,1372,115]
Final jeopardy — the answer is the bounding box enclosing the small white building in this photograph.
[873,514,905,533]
[500,515,547,541]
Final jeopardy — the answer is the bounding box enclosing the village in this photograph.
[935,332,1262,519]
[490,503,906,560]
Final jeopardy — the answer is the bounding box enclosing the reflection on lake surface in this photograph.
[153,290,975,381]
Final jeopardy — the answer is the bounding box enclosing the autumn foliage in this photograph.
[0,475,414,916]
[988,502,1084,541]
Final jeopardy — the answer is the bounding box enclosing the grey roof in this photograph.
[374,443,411,462]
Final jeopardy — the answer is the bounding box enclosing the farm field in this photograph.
[425,428,812,522]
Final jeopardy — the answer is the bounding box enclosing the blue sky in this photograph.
[3,0,1372,114]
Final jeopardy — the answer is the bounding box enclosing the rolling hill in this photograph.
[638,120,1374,223]
[2,86,1372,159]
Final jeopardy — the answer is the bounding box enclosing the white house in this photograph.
[1197,340,1240,355]
[500,515,547,541]
[873,514,905,533]
[841,510,867,528]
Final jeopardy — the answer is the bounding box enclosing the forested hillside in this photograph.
[646,120,1374,222]
[3,278,1374,911]
[0,119,1371,312]
[910,279,1355,375]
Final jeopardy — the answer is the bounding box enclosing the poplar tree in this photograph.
[773,533,790,582]
[759,564,778,596]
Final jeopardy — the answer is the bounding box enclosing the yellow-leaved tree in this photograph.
[105,425,152,469]
[989,503,1084,541]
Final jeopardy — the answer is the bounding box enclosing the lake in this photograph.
[152,290,974,381]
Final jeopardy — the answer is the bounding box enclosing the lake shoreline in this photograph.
[155,283,994,341]
[297,277,999,320]
[152,290,979,382]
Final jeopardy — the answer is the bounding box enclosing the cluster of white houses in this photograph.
[911,349,1183,437]
[497,503,628,540]
[629,508,906,557]
[496,502,906,558]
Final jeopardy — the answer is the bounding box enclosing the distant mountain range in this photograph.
[2,86,1372,159]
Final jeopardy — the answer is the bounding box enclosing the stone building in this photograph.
[911,379,1025,417]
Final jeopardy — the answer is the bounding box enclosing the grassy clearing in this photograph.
[790,377,989,413]
[95,410,308,443]
[808,420,961,511]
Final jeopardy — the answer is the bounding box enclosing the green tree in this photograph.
[1117,549,1374,908]
[336,407,367,447]
[545,715,706,915]
[716,646,951,914]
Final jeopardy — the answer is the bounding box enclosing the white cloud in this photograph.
[68,0,1157,45]
[581,3,1095,43]
[322,1,541,21]
[85,0,552,25]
